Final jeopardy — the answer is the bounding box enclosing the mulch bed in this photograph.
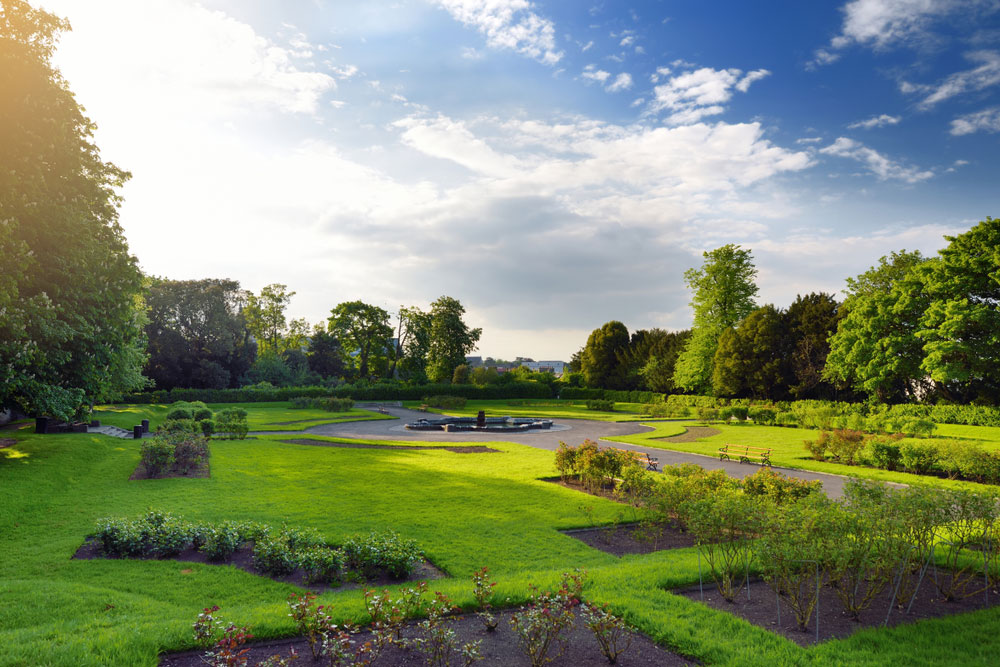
[543,476,622,502]
[281,439,501,454]
[72,539,445,593]
[159,606,693,666]
[562,521,696,557]
[656,426,720,443]
[130,458,210,480]
[675,571,1000,646]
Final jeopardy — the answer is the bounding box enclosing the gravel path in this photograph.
[260,407,855,498]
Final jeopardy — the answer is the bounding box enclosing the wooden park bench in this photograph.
[418,404,428,412]
[641,452,659,471]
[718,444,772,467]
[376,405,388,414]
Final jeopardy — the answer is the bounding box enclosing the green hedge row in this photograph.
[559,388,662,403]
[124,381,553,405]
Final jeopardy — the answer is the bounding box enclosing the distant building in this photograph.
[464,356,483,368]
[520,360,565,376]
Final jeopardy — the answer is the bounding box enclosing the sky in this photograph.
[39,0,1000,360]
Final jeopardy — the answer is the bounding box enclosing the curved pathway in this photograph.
[258,406,855,498]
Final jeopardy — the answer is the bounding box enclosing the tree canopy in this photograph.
[1,1,146,418]
[581,321,630,389]
[673,244,759,394]
[426,296,481,383]
[328,300,393,379]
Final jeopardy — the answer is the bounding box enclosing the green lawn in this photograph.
[2,414,999,665]
[402,398,653,422]
[92,401,393,432]
[608,421,1000,491]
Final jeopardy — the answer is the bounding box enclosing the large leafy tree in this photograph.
[1,2,146,418]
[144,278,254,390]
[673,244,759,394]
[824,251,929,402]
[916,217,1000,401]
[328,300,393,379]
[616,328,690,392]
[580,321,630,389]
[426,296,482,383]
[784,292,842,399]
[244,283,295,357]
[391,306,432,382]
[306,327,346,380]
[712,305,791,399]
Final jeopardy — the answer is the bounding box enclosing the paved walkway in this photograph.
[264,406,854,498]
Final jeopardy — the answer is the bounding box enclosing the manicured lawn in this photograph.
[402,398,652,422]
[2,413,999,665]
[92,402,393,432]
[608,421,1000,491]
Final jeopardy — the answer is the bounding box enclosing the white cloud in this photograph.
[809,0,999,67]
[648,66,770,125]
[950,106,1000,134]
[581,64,611,83]
[606,72,633,92]
[906,50,1000,109]
[434,0,563,64]
[581,40,594,51]
[819,137,934,182]
[620,35,635,47]
[650,66,671,83]
[847,113,901,129]
[796,136,824,144]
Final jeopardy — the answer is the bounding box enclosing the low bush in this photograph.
[720,406,749,422]
[216,408,249,439]
[94,517,146,558]
[140,438,175,477]
[198,419,215,437]
[172,435,209,474]
[142,511,190,558]
[202,524,242,561]
[157,418,198,435]
[866,436,903,471]
[289,396,355,412]
[804,433,827,461]
[686,490,763,601]
[422,395,467,409]
[166,407,193,421]
[741,467,821,504]
[342,530,422,580]
[748,407,777,425]
[901,441,940,475]
[775,411,798,427]
[553,441,579,481]
[253,537,298,577]
[826,429,866,465]
[585,399,615,412]
[299,546,345,585]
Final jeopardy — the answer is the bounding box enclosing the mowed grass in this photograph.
[1,409,999,665]
[402,398,652,422]
[609,421,1000,491]
[92,402,393,432]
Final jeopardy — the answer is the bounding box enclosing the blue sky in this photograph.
[41,0,1000,359]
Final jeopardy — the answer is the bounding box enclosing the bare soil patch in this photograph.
[159,606,693,666]
[675,572,1000,646]
[657,426,720,443]
[73,539,445,592]
[130,457,210,481]
[281,439,501,454]
[561,521,696,557]
[0,438,15,448]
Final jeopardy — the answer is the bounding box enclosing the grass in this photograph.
[2,404,999,665]
[608,421,1000,491]
[92,401,393,432]
[401,398,654,422]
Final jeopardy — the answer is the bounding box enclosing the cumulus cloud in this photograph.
[848,113,901,129]
[903,50,1000,109]
[581,64,611,84]
[809,0,990,66]
[434,0,563,64]
[606,73,633,92]
[819,137,934,182]
[648,66,771,125]
[950,106,1000,134]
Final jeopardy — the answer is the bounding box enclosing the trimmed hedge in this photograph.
[124,381,553,404]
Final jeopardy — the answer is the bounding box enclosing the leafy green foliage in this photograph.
[216,408,249,439]
[712,304,791,399]
[674,244,759,394]
[342,530,423,580]
[426,296,482,384]
[139,438,175,478]
[585,399,615,412]
[423,395,467,409]
[244,283,295,357]
[328,300,393,380]
[580,321,631,389]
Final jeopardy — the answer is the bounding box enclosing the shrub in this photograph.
[866,436,902,471]
[642,402,675,418]
[342,530,422,580]
[140,438,175,477]
[279,524,327,551]
[253,537,298,577]
[319,397,353,412]
[142,511,191,558]
[686,490,764,601]
[826,429,866,465]
[472,567,499,631]
[900,441,940,475]
[804,433,827,461]
[202,524,242,561]
[938,440,981,480]
[95,517,146,558]
[233,520,271,544]
[157,418,198,435]
[775,411,798,427]
[299,546,345,585]
[585,399,615,412]
[741,468,821,504]
[581,603,634,664]
[166,407,193,421]
[193,408,214,422]
[748,407,777,425]
[696,407,719,422]
[172,435,209,474]
[289,396,313,409]
[198,419,215,437]
[423,395,468,409]
[901,417,936,438]
[216,408,249,440]
[720,406,749,422]
[553,441,579,481]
